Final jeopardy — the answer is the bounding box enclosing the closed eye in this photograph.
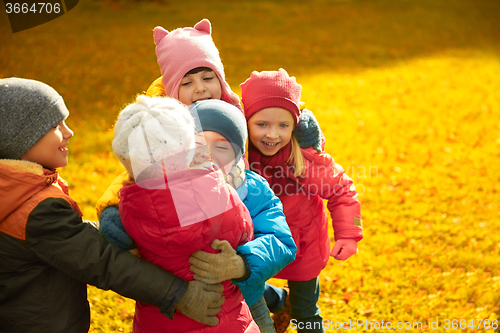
[213,142,231,149]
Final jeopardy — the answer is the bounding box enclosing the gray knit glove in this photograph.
[176,280,225,326]
[189,239,248,284]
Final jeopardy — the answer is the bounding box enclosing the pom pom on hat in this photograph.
[0,78,69,159]
[153,19,242,111]
[112,95,195,181]
[240,68,302,125]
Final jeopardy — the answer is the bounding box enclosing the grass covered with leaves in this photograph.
[1,0,499,331]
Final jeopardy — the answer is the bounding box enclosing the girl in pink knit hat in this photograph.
[241,69,364,333]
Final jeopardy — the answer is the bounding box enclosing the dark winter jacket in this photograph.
[0,159,187,333]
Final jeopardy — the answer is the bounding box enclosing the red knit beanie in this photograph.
[240,68,302,125]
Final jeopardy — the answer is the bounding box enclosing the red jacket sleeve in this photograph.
[301,148,363,242]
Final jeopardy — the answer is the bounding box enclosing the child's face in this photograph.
[20,120,73,169]
[193,131,236,174]
[248,107,295,156]
[178,70,222,106]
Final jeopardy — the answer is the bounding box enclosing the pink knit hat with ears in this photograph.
[240,68,302,125]
[153,19,242,111]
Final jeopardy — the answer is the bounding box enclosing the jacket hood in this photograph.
[0,159,59,223]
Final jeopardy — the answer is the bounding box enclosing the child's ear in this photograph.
[194,19,211,35]
[153,27,169,45]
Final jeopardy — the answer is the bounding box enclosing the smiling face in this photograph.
[247,107,295,156]
[178,70,222,106]
[20,120,73,169]
[193,131,236,174]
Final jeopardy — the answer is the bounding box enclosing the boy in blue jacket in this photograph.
[188,99,296,309]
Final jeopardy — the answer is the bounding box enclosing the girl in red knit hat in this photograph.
[241,69,364,333]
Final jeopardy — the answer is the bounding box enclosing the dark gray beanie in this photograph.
[0,78,69,159]
[189,99,247,159]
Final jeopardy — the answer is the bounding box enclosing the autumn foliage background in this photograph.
[1,0,500,332]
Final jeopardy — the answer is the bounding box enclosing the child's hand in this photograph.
[176,280,224,326]
[129,248,141,257]
[99,205,136,250]
[330,238,358,261]
[189,239,246,284]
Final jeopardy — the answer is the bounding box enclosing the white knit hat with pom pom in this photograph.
[112,95,195,181]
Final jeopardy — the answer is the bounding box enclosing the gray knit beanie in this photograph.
[0,78,69,159]
[189,99,247,160]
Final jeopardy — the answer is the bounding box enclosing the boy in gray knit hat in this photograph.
[0,77,70,161]
[0,78,224,333]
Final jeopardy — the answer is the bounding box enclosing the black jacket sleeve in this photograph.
[26,198,187,319]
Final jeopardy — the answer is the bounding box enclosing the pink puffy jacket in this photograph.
[119,168,259,333]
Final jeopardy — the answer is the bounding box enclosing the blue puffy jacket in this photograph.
[233,170,297,306]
